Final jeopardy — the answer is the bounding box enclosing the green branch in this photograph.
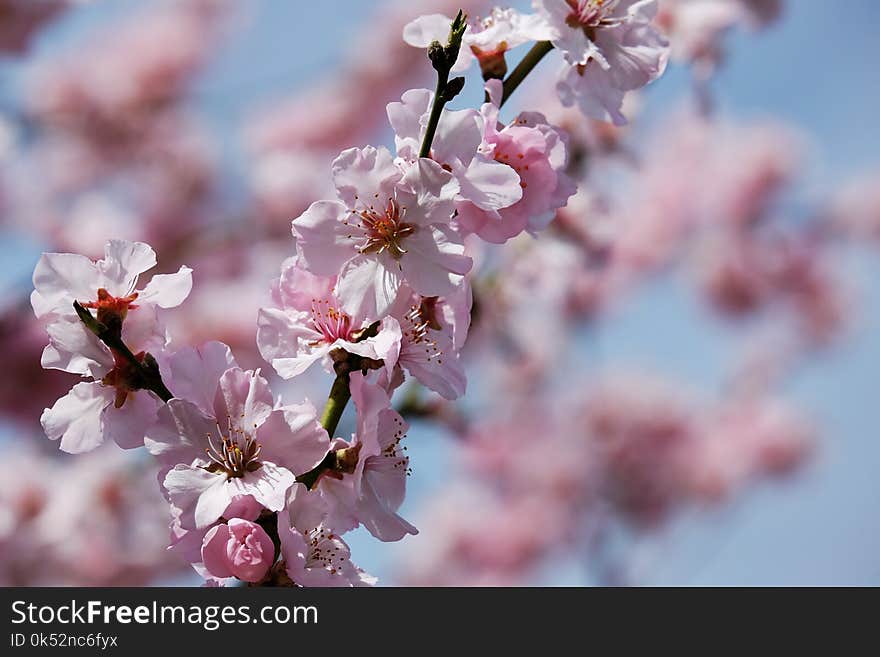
[500,40,554,108]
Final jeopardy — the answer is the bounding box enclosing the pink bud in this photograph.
[201,518,275,583]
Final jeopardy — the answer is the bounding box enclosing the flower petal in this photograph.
[138,266,193,308]
[41,382,113,454]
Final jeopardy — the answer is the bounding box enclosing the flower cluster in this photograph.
[27,2,669,586]
[18,0,871,588]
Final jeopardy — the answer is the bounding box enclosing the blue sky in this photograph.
[3,0,879,585]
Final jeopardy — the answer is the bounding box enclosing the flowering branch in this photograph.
[29,0,682,588]
[419,9,468,158]
[72,300,173,402]
[500,40,553,108]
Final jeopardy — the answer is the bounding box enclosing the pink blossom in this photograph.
[32,240,191,453]
[387,88,523,213]
[403,8,555,77]
[166,494,263,584]
[536,0,670,125]
[278,485,376,587]
[257,259,401,380]
[456,80,576,243]
[389,285,471,400]
[292,145,470,319]
[201,518,275,583]
[583,372,699,526]
[152,367,329,529]
[687,398,814,501]
[32,239,191,334]
[318,373,417,542]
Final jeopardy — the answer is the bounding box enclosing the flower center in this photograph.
[204,418,262,479]
[81,288,139,327]
[309,298,353,344]
[380,414,411,476]
[101,349,148,408]
[564,0,621,31]
[306,526,348,575]
[403,298,445,365]
[358,197,416,260]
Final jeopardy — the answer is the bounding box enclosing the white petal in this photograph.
[431,108,483,167]
[41,382,113,454]
[337,254,403,320]
[138,266,193,308]
[387,88,433,160]
[232,462,295,514]
[256,307,325,378]
[163,465,229,530]
[398,158,459,225]
[41,317,111,377]
[402,13,454,47]
[96,240,157,295]
[31,252,98,318]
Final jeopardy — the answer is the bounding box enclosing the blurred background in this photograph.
[1,0,878,585]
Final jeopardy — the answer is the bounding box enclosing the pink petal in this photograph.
[331,145,401,208]
[292,200,354,277]
[200,524,235,579]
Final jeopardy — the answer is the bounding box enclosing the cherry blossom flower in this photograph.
[201,518,275,583]
[33,240,192,453]
[456,80,577,243]
[687,398,814,502]
[277,484,376,587]
[166,493,264,585]
[318,373,417,542]
[151,367,329,529]
[535,0,670,124]
[257,259,401,380]
[388,87,523,214]
[388,285,471,400]
[404,8,555,77]
[32,239,191,343]
[292,145,470,319]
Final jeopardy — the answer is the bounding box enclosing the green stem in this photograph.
[500,40,554,108]
[419,69,450,159]
[418,9,467,158]
[295,370,352,490]
[319,371,352,437]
